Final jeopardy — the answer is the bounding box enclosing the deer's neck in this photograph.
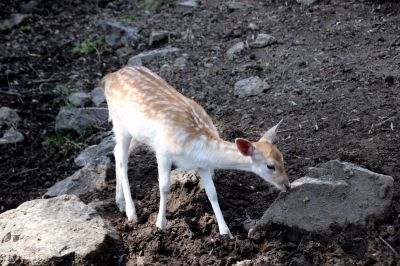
[202,139,253,171]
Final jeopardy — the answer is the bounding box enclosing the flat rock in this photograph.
[234,76,270,97]
[173,56,188,70]
[0,128,24,145]
[127,47,180,65]
[226,41,245,60]
[0,194,120,265]
[226,2,253,11]
[296,0,317,5]
[68,92,91,107]
[45,156,111,198]
[102,19,142,48]
[249,33,277,48]
[177,0,199,8]
[55,107,108,135]
[251,160,394,234]
[75,134,115,167]
[0,107,21,127]
[90,86,106,107]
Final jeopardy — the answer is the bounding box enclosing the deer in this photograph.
[103,66,290,239]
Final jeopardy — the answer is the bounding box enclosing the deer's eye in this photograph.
[267,164,276,171]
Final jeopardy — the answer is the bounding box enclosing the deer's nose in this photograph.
[284,183,291,191]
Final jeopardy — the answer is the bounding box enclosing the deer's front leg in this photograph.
[198,168,233,239]
[155,153,172,230]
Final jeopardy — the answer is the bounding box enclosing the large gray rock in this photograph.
[0,128,24,145]
[90,86,106,107]
[75,135,115,167]
[234,76,270,97]
[0,107,20,127]
[102,20,142,48]
[249,33,277,48]
[226,41,245,60]
[251,160,394,234]
[127,47,180,65]
[55,107,108,135]
[67,92,91,107]
[45,156,111,198]
[0,195,120,265]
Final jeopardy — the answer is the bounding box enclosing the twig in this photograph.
[0,167,39,178]
[375,112,397,127]
[0,90,22,97]
[29,78,60,84]
[379,235,399,257]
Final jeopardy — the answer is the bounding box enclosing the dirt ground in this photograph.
[0,0,399,265]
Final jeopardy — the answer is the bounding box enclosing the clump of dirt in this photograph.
[1,0,399,265]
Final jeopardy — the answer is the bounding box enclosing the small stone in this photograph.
[127,47,180,65]
[68,92,91,107]
[149,30,170,46]
[177,0,199,8]
[248,22,259,31]
[226,41,245,60]
[386,225,395,235]
[249,33,277,48]
[296,0,317,5]
[173,57,187,70]
[0,127,24,144]
[226,2,253,11]
[0,107,21,127]
[91,87,106,107]
[101,19,142,48]
[234,76,270,97]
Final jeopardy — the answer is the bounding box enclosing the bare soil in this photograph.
[0,0,399,265]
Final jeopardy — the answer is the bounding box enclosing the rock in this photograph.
[234,76,270,97]
[251,160,394,234]
[177,0,199,8]
[21,0,39,13]
[0,14,29,32]
[75,134,115,167]
[226,41,245,60]
[91,87,106,107]
[226,2,253,11]
[0,128,24,145]
[249,33,277,48]
[171,168,198,186]
[0,195,120,265]
[55,107,108,135]
[149,30,170,46]
[296,0,317,5]
[67,92,91,107]
[127,47,180,65]
[102,19,142,48]
[173,56,188,70]
[0,107,21,127]
[45,156,111,198]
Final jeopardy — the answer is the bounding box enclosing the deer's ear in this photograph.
[260,119,283,144]
[235,138,254,156]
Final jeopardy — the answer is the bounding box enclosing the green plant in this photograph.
[119,13,136,23]
[42,133,76,147]
[54,85,71,96]
[137,0,176,12]
[71,36,105,56]
[19,25,32,33]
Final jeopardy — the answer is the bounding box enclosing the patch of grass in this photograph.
[137,0,176,12]
[71,36,105,56]
[61,102,75,109]
[119,13,136,23]
[42,133,79,148]
[19,25,32,33]
[54,85,75,97]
